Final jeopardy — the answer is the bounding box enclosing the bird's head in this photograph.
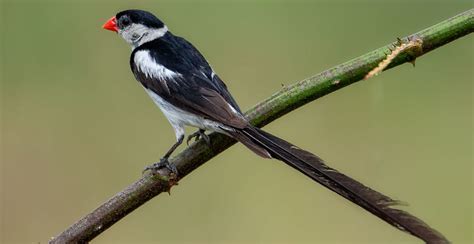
[102,9,168,48]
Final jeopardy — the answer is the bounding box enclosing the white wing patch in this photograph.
[134,50,181,81]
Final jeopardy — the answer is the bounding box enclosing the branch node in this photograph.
[144,170,179,194]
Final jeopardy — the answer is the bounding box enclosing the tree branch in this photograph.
[50,9,473,243]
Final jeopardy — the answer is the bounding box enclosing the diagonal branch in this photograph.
[50,9,473,243]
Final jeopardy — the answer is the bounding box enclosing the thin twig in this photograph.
[50,9,473,244]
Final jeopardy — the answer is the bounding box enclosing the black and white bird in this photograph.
[102,9,447,243]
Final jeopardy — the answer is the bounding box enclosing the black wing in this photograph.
[174,35,242,113]
[131,33,246,128]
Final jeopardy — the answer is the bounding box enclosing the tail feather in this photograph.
[234,126,448,244]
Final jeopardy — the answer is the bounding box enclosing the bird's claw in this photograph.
[186,129,210,146]
[143,158,179,177]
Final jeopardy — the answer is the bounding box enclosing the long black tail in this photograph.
[230,126,448,243]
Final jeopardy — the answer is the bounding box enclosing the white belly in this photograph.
[145,89,230,139]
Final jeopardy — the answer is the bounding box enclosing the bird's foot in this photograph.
[186,129,210,146]
[143,158,179,178]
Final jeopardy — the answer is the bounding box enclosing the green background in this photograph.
[1,0,472,243]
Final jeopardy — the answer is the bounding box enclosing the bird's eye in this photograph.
[119,16,131,27]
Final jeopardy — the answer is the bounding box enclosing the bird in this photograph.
[102,9,447,243]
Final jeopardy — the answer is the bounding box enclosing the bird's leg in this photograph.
[143,135,184,176]
[186,129,210,146]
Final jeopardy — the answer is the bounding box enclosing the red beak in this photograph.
[102,16,118,32]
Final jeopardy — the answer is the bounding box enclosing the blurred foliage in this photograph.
[1,0,472,243]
